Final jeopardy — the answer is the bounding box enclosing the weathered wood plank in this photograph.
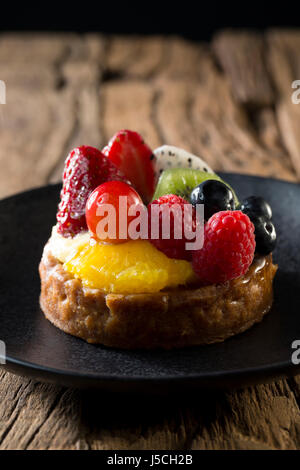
[79,381,300,450]
[0,64,57,90]
[101,80,160,148]
[267,30,300,97]
[191,381,300,450]
[159,38,214,82]
[153,77,296,181]
[47,35,106,183]
[267,30,300,178]
[0,371,81,450]
[192,77,296,180]
[106,35,166,79]
[0,370,299,450]
[48,85,105,184]
[213,31,274,107]
[0,34,106,191]
[0,89,75,198]
[0,33,70,64]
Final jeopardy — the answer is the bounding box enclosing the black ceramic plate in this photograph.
[0,173,300,393]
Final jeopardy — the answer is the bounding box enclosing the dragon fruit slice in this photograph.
[153,145,214,179]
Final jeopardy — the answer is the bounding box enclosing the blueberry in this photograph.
[190,180,236,220]
[252,216,276,255]
[239,196,272,220]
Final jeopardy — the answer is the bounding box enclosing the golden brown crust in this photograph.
[39,243,277,349]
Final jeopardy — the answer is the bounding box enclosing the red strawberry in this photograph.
[102,130,155,204]
[57,146,128,237]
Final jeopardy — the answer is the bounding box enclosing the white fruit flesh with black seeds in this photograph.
[153,145,214,179]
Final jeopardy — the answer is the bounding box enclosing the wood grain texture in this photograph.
[266,30,300,178]
[0,32,299,450]
[213,30,274,107]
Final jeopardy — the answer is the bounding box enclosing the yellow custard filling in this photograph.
[49,226,195,294]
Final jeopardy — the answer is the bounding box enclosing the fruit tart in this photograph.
[39,130,277,349]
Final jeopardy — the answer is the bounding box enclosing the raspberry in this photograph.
[192,210,255,284]
[148,194,196,261]
[57,146,128,237]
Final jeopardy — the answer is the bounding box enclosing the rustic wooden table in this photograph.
[0,31,300,450]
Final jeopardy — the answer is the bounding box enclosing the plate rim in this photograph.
[3,353,300,383]
[0,171,298,206]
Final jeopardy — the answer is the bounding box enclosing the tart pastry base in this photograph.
[39,243,277,349]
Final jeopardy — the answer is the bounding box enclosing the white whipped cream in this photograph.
[48,225,90,263]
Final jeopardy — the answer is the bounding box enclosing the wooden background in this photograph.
[0,31,300,450]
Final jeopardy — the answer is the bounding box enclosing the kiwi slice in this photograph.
[152,168,238,203]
